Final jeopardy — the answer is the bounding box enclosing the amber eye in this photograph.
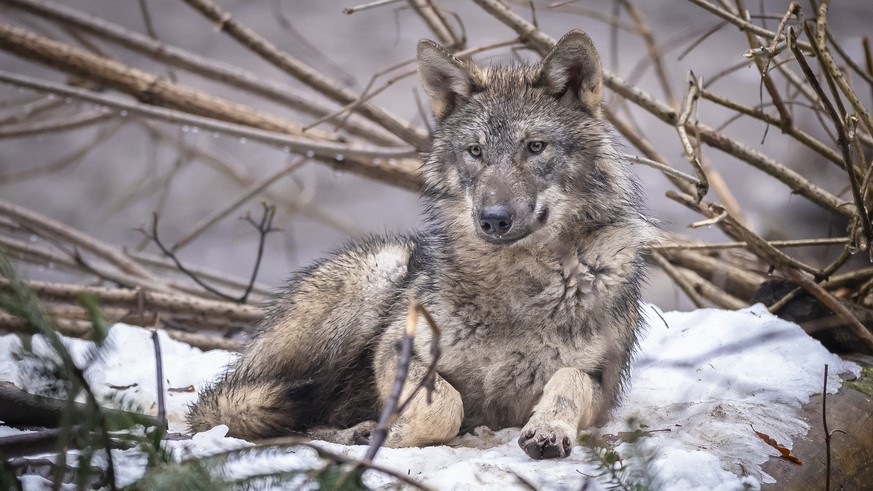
[528,141,546,153]
[468,144,482,158]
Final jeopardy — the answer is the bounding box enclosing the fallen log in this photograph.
[761,363,873,489]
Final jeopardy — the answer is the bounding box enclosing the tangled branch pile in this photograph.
[0,0,872,351]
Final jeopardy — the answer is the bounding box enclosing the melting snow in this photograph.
[0,303,859,489]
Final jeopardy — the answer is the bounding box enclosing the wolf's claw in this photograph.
[518,426,573,459]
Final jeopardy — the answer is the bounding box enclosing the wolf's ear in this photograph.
[418,39,476,120]
[537,30,602,116]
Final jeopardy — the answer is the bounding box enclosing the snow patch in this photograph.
[0,305,859,489]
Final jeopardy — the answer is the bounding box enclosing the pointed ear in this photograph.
[537,30,603,115]
[417,39,476,120]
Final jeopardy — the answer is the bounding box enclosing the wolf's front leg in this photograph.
[519,367,598,459]
[373,355,464,448]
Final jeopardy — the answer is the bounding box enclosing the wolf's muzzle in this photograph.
[478,205,513,237]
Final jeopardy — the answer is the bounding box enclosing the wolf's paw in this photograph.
[307,420,377,445]
[351,420,377,445]
[518,422,574,459]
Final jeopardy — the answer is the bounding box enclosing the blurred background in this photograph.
[1,0,872,312]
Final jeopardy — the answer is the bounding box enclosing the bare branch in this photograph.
[0,312,243,352]
[671,194,873,351]
[0,21,345,142]
[676,73,709,203]
[180,0,430,149]
[343,0,403,15]
[790,27,872,252]
[408,0,463,48]
[3,278,263,324]
[0,110,113,138]
[141,210,277,304]
[656,237,850,251]
[733,0,792,129]
[364,299,441,462]
[814,1,873,138]
[472,0,853,216]
[0,70,422,189]
[651,252,707,308]
[172,157,305,252]
[3,0,401,145]
[0,198,169,290]
[686,0,813,52]
[615,0,676,107]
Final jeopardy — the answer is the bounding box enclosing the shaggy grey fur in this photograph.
[187,30,655,460]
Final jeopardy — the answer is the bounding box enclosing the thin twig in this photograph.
[0,110,112,138]
[136,121,364,236]
[689,210,727,228]
[0,94,63,125]
[471,0,853,216]
[659,246,766,300]
[363,300,442,462]
[149,329,167,429]
[0,21,338,143]
[172,157,305,252]
[408,0,462,48]
[304,39,518,134]
[623,154,699,186]
[215,436,435,490]
[768,246,851,314]
[396,303,442,409]
[616,0,676,107]
[733,0,793,129]
[137,0,175,82]
[180,0,429,149]
[142,211,276,304]
[4,278,263,324]
[864,36,873,108]
[0,120,122,183]
[671,194,873,352]
[790,27,873,252]
[343,0,403,15]
[4,0,401,145]
[699,87,844,168]
[0,198,168,290]
[239,204,279,304]
[0,70,422,189]
[676,73,709,203]
[651,252,707,308]
[814,1,873,138]
[655,237,850,251]
[826,30,873,87]
[364,300,418,462]
[823,363,831,491]
[685,0,814,52]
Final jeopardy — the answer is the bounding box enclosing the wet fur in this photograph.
[187,30,655,459]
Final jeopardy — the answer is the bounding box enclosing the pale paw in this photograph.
[518,422,574,459]
[307,420,377,446]
[351,420,377,445]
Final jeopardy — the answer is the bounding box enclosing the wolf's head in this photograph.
[418,30,638,247]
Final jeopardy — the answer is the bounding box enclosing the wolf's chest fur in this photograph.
[407,240,614,429]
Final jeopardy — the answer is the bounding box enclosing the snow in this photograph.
[0,304,859,490]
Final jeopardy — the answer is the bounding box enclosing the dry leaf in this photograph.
[752,426,802,465]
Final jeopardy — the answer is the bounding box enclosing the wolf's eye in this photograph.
[468,144,482,158]
[528,141,546,154]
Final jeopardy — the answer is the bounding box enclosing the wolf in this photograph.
[187,30,654,460]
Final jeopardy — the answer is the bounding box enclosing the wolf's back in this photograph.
[186,235,417,440]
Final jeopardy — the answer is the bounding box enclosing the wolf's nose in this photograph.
[479,206,513,236]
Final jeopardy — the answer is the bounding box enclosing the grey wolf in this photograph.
[187,30,654,460]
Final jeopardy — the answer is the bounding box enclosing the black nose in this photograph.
[479,205,513,236]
